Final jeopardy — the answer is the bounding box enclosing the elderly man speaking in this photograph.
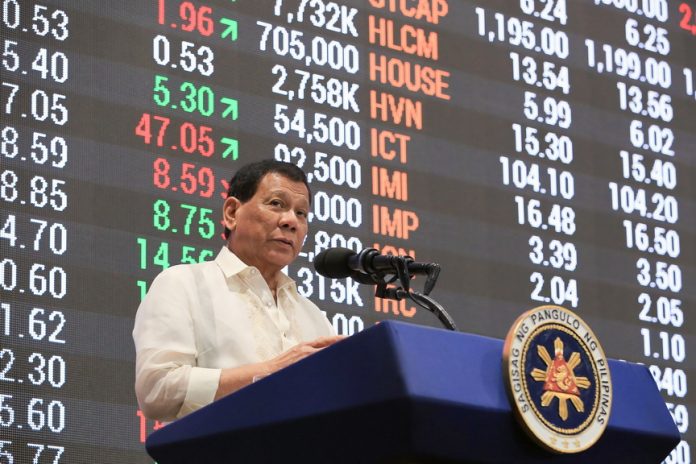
[133,160,342,421]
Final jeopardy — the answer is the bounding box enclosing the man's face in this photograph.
[223,172,310,276]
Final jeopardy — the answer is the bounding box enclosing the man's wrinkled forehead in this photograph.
[255,173,310,204]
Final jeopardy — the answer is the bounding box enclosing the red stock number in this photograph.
[136,113,214,157]
[679,3,696,35]
[153,157,222,198]
[157,0,214,36]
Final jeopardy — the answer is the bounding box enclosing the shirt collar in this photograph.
[215,246,296,290]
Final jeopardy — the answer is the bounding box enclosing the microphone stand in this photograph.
[367,255,458,332]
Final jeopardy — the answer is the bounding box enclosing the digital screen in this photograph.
[1,0,694,462]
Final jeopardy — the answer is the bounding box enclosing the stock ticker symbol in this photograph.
[530,337,591,421]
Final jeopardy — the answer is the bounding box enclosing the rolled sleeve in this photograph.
[178,367,222,418]
[134,266,220,421]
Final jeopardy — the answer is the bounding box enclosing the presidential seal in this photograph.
[503,305,612,454]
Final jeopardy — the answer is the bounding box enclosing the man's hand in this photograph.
[215,335,345,400]
[266,335,345,373]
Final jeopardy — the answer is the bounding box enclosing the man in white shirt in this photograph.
[133,160,343,421]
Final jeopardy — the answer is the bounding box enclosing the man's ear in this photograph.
[223,196,241,232]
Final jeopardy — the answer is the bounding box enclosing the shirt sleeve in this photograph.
[133,266,222,421]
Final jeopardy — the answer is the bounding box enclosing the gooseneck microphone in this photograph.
[314,247,435,279]
[313,247,457,331]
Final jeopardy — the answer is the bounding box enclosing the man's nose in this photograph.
[279,210,298,230]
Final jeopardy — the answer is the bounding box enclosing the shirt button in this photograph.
[266,301,272,307]
[250,269,257,275]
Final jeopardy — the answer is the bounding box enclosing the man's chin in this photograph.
[266,251,297,268]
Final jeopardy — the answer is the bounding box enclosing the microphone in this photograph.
[314,247,455,331]
[314,247,433,279]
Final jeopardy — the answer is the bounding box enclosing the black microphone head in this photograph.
[314,247,355,278]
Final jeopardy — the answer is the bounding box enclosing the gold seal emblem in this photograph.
[503,305,612,453]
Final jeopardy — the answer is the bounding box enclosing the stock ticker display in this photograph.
[0,0,695,462]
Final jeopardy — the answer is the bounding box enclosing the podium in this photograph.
[146,321,680,463]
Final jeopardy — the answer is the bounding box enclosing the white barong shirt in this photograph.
[133,247,334,421]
